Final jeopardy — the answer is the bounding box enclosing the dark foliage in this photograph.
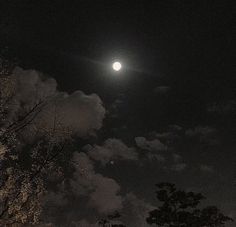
[146,182,233,227]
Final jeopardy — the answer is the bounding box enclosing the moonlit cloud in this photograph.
[88,174,123,213]
[84,138,138,165]
[11,67,57,109]
[8,67,105,140]
[1,1,233,226]
[34,90,105,138]
[135,137,167,152]
[71,152,123,214]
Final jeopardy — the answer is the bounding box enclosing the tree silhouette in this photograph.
[98,211,126,227]
[0,55,74,225]
[146,182,233,227]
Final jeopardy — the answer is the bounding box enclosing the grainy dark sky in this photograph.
[0,0,235,226]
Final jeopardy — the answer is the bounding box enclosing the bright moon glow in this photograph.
[112,62,122,71]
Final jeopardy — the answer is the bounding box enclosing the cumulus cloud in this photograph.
[84,138,138,165]
[42,135,181,225]
[11,67,57,109]
[34,91,105,138]
[147,153,166,162]
[135,137,167,152]
[8,67,105,140]
[88,175,123,214]
[150,125,183,144]
[134,137,168,164]
[134,136,187,171]
[71,152,123,214]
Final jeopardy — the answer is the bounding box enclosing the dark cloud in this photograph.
[121,193,154,227]
[170,162,187,172]
[207,100,236,115]
[147,153,166,162]
[84,138,138,166]
[185,126,218,145]
[167,153,187,172]
[200,164,215,173]
[70,152,123,214]
[172,153,183,163]
[134,135,187,172]
[135,137,167,152]
[70,220,97,226]
[149,125,183,144]
[43,191,67,207]
[135,136,168,163]
[57,137,158,225]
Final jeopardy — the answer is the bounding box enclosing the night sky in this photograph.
[0,1,235,226]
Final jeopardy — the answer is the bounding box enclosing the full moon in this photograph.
[112,62,122,71]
